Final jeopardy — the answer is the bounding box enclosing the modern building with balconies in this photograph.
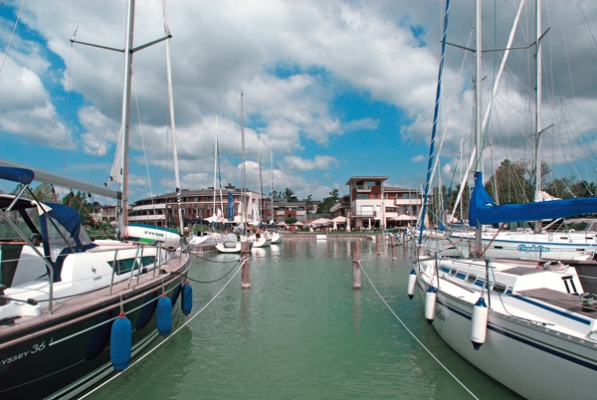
[346,176,422,230]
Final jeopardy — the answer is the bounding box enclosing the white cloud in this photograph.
[282,155,339,171]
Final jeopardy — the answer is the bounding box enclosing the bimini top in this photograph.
[468,171,597,226]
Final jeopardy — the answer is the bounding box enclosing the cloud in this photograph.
[282,155,339,171]
[411,154,424,162]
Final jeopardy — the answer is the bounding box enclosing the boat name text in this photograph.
[517,244,550,253]
[143,230,164,238]
[1,341,46,365]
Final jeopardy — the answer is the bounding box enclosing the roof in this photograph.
[345,176,389,185]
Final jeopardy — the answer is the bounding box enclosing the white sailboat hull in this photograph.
[415,258,597,399]
[425,230,597,260]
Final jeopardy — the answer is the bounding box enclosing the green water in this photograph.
[87,240,521,399]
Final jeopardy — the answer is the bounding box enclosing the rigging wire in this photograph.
[0,0,26,75]
[79,260,243,400]
[359,262,479,400]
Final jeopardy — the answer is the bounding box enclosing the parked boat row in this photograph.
[412,1,597,399]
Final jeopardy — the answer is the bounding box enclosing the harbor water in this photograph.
[86,240,521,399]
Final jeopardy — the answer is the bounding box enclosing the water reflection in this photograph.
[238,289,251,338]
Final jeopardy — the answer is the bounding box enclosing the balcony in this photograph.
[355,185,373,192]
[394,198,422,206]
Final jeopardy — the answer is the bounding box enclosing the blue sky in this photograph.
[1,0,597,204]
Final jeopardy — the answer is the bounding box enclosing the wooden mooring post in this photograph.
[353,241,361,289]
[241,241,251,289]
[376,234,381,255]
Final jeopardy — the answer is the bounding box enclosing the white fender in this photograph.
[471,296,488,350]
[407,269,417,299]
[425,286,437,324]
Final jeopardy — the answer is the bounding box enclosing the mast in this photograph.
[213,115,218,224]
[240,92,247,227]
[258,135,264,223]
[474,0,483,256]
[418,0,451,244]
[217,115,224,224]
[534,0,543,232]
[70,0,171,240]
[270,151,274,224]
[448,0,526,223]
[117,0,135,241]
[162,0,184,234]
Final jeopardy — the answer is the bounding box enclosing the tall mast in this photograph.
[258,135,264,222]
[534,0,543,232]
[117,0,135,240]
[71,0,171,239]
[240,92,246,226]
[213,115,218,223]
[162,0,183,234]
[474,0,483,256]
[270,151,274,224]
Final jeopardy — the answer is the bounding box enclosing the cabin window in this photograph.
[466,275,476,283]
[110,256,156,275]
[493,283,506,293]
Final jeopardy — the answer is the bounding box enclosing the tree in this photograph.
[269,190,279,199]
[317,188,340,214]
[484,159,549,205]
[545,177,597,199]
[305,194,313,214]
[282,188,298,202]
[62,191,95,225]
[10,183,56,202]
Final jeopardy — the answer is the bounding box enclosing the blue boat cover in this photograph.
[227,192,234,222]
[469,171,597,225]
[0,166,35,184]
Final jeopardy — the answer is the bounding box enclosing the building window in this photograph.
[357,193,368,199]
[361,205,373,216]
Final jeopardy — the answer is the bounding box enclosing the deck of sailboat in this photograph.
[516,287,597,319]
[0,250,190,345]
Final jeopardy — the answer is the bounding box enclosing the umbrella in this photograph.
[310,217,332,226]
[392,215,418,221]
[331,216,347,223]
[293,221,305,226]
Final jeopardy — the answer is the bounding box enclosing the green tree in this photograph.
[305,194,313,214]
[484,159,549,205]
[62,191,95,225]
[282,188,298,202]
[317,189,340,214]
[10,183,56,202]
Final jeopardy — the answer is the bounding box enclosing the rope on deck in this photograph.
[78,260,244,399]
[359,261,480,400]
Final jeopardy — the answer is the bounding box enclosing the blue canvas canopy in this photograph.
[0,166,35,185]
[227,192,234,222]
[468,171,597,226]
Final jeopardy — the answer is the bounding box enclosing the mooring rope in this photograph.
[78,260,244,399]
[358,262,479,400]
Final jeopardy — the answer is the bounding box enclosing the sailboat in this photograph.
[412,1,597,399]
[0,2,192,398]
[268,151,283,244]
[190,116,224,245]
[215,92,250,254]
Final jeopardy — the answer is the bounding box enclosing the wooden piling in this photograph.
[353,241,361,289]
[376,234,381,255]
[391,234,397,261]
[241,241,251,289]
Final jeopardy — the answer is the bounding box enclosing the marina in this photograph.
[83,239,520,399]
[1,1,597,398]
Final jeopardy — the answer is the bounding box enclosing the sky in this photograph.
[1,0,597,204]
